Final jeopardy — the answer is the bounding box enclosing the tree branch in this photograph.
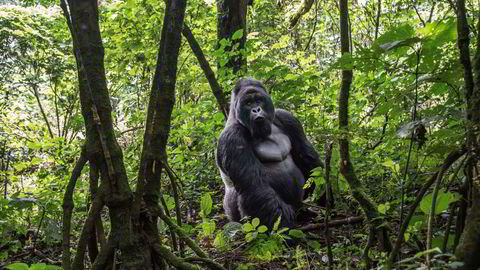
[62,146,87,270]
[386,147,466,267]
[182,24,228,118]
[289,0,315,28]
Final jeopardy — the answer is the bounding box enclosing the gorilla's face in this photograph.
[235,86,275,139]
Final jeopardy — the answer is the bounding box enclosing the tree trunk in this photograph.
[337,0,391,267]
[60,0,194,269]
[216,0,251,74]
[454,1,480,269]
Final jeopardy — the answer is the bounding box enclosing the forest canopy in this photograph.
[0,0,479,269]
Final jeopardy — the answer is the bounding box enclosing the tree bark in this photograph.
[216,0,251,74]
[454,1,480,269]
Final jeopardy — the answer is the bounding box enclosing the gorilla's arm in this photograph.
[274,109,323,178]
[216,123,302,227]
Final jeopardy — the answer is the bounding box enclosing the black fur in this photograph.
[216,78,322,229]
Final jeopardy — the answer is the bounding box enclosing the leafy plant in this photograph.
[5,263,62,270]
[198,193,216,238]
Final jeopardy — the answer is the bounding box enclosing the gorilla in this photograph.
[216,78,322,229]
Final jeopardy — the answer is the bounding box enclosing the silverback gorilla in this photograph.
[216,78,322,229]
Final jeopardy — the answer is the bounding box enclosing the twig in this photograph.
[442,203,455,252]
[323,141,334,270]
[151,242,200,270]
[184,256,227,270]
[304,0,318,50]
[299,216,363,230]
[163,160,185,256]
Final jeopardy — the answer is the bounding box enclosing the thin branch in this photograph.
[183,257,227,270]
[299,216,363,230]
[32,84,54,139]
[182,24,228,118]
[62,146,88,270]
[413,4,426,27]
[426,147,460,265]
[427,1,436,23]
[400,50,421,236]
[442,203,455,252]
[153,204,208,258]
[71,187,105,270]
[374,0,381,40]
[323,141,334,270]
[119,126,144,136]
[304,0,318,50]
[164,160,185,256]
[386,147,466,267]
[289,0,315,28]
[151,242,201,270]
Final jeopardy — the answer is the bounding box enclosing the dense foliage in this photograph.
[0,0,479,269]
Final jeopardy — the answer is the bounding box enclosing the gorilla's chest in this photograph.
[253,124,291,162]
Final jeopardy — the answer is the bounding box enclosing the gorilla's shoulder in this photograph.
[275,108,294,118]
[219,122,249,142]
[274,109,302,128]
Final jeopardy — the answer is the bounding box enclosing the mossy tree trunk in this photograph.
[337,1,391,268]
[60,0,199,269]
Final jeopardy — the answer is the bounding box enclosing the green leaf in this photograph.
[251,217,260,229]
[379,37,422,52]
[30,263,47,270]
[200,193,213,217]
[231,29,244,40]
[214,112,224,122]
[306,240,321,250]
[375,24,415,48]
[213,231,226,248]
[288,229,306,239]
[257,225,268,233]
[420,190,460,215]
[202,220,216,237]
[404,232,410,242]
[332,52,354,70]
[243,223,253,232]
[5,263,29,270]
[45,266,63,270]
[163,194,175,211]
[245,231,257,242]
[310,167,323,177]
[378,203,390,214]
[284,74,296,80]
[273,215,281,231]
[224,222,243,239]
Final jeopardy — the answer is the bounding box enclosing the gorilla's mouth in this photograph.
[254,116,265,123]
[251,119,271,139]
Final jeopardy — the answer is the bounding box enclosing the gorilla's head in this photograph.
[230,78,275,139]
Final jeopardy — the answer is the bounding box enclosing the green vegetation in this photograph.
[0,0,479,269]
